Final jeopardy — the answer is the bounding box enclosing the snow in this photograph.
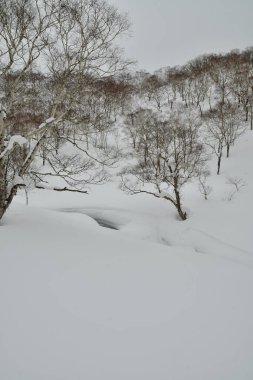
[1,205,253,380]
[13,174,25,186]
[0,131,253,379]
[0,135,27,158]
[27,117,56,138]
[45,117,55,124]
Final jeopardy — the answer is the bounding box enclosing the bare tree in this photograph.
[204,102,245,175]
[122,107,206,220]
[0,0,130,220]
[198,170,212,200]
[224,177,246,201]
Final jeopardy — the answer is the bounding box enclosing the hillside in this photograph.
[0,129,252,380]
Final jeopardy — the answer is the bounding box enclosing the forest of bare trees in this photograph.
[122,48,253,219]
[0,0,252,220]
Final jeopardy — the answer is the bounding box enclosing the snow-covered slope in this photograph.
[0,131,253,379]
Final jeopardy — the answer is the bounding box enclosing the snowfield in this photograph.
[0,131,253,379]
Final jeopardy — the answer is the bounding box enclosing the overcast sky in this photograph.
[109,0,253,73]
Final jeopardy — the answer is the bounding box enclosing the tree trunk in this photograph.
[42,145,46,165]
[250,100,253,131]
[245,106,249,122]
[0,124,7,220]
[217,153,222,175]
[226,144,230,158]
[176,202,187,220]
[144,145,148,165]
[0,160,6,220]
[174,179,187,220]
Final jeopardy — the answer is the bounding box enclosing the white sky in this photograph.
[109,0,253,72]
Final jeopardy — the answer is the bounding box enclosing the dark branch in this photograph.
[35,185,88,194]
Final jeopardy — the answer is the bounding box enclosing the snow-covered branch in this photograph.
[0,135,28,159]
